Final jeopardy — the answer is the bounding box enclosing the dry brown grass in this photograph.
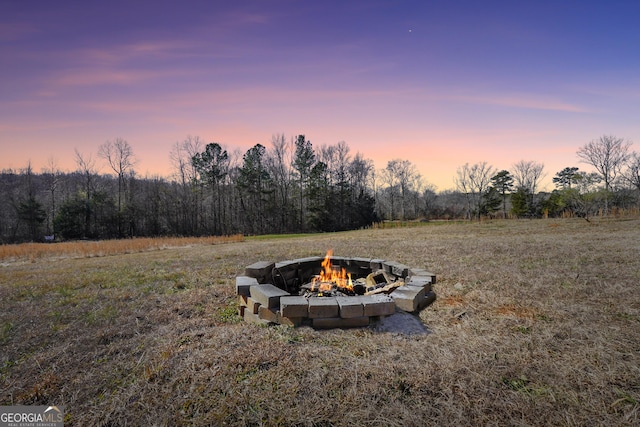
[1,218,639,425]
[0,235,244,262]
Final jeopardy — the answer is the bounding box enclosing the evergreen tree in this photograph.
[192,143,229,235]
[17,196,46,241]
[511,187,530,218]
[291,135,315,230]
[490,170,513,218]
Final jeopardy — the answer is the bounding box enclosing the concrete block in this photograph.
[418,290,436,310]
[312,316,370,329]
[238,294,248,306]
[244,261,275,284]
[391,286,426,313]
[258,306,279,323]
[383,261,409,278]
[247,297,261,314]
[362,294,396,316]
[405,276,433,293]
[346,257,372,268]
[280,296,309,318]
[308,297,339,318]
[250,284,290,309]
[243,310,271,325]
[336,296,364,318]
[236,276,259,296]
[409,268,436,284]
[370,259,384,271]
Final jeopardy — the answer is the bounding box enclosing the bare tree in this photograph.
[349,153,373,198]
[512,160,546,195]
[170,135,202,186]
[455,162,496,220]
[511,160,545,216]
[170,135,204,234]
[74,149,98,238]
[623,151,640,192]
[577,135,631,212]
[381,162,399,220]
[98,138,137,235]
[266,133,294,232]
[42,157,61,236]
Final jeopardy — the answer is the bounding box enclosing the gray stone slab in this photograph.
[346,257,372,268]
[336,296,364,318]
[244,261,275,283]
[250,284,290,309]
[236,275,259,296]
[405,275,433,292]
[409,268,436,284]
[312,316,370,329]
[279,295,309,318]
[390,286,426,313]
[370,259,384,271]
[362,294,396,316]
[383,261,410,278]
[418,290,436,310]
[308,297,339,318]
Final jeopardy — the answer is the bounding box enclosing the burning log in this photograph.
[365,280,405,295]
[363,270,405,295]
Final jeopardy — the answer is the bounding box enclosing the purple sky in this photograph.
[1,0,639,190]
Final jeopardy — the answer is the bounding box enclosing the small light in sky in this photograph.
[409,29,412,33]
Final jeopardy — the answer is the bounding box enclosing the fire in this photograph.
[311,249,353,293]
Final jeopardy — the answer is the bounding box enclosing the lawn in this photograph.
[1,218,639,426]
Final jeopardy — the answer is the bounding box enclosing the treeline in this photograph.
[2,134,639,243]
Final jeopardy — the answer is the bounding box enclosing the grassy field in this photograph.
[1,218,639,426]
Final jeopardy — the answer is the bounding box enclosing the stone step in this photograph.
[249,284,290,309]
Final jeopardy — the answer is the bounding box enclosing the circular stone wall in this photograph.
[236,256,436,329]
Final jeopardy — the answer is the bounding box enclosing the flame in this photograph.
[311,249,353,292]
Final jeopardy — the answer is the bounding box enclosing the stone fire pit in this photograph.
[236,254,436,329]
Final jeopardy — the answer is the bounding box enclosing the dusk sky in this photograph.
[2,0,639,190]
